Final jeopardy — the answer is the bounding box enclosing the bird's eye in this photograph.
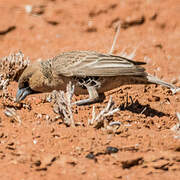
[23,81,29,87]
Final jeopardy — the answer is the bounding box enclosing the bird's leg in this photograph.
[74,86,100,106]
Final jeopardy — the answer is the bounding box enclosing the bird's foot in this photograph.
[73,98,100,106]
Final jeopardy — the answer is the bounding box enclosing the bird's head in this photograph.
[16,62,45,102]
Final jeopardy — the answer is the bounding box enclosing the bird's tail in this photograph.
[146,74,180,94]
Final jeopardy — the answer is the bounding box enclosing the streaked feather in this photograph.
[52,51,147,77]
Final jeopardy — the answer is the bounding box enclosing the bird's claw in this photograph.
[73,98,100,106]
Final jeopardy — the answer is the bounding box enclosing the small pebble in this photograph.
[85,152,98,162]
[86,152,95,159]
[25,5,32,14]
[106,146,119,154]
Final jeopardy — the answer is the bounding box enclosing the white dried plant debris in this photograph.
[52,82,75,127]
[0,51,29,105]
[173,87,180,94]
[0,80,18,107]
[4,107,21,123]
[0,74,9,90]
[119,47,137,60]
[88,96,120,129]
[45,94,53,102]
[0,51,29,88]
[34,112,52,122]
[108,21,137,58]
[171,112,180,139]
[144,56,151,63]
[171,112,180,132]
[109,23,121,54]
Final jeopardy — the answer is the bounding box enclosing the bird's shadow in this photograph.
[119,96,169,118]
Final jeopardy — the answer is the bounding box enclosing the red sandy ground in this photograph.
[0,0,180,179]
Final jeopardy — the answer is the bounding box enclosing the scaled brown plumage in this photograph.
[16,51,177,105]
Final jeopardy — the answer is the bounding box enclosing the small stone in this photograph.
[171,78,178,84]
[85,21,97,32]
[121,157,143,169]
[86,152,95,159]
[24,5,32,14]
[85,152,97,162]
[31,5,45,15]
[148,95,160,102]
[106,146,119,154]
[33,139,37,144]
[34,160,41,167]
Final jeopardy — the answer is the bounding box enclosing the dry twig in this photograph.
[0,51,29,88]
[0,51,30,109]
[52,82,75,127]
[109,23,121,54]
[88,96,120,128]
[171,112,180,132]
[171,112,180,139]
[0,51,29,108]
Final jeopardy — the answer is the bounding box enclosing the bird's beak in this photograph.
[16,87,33,102]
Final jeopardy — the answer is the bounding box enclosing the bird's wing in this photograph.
[53,51,147,77]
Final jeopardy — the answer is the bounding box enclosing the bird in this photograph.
[16,50,178,105]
